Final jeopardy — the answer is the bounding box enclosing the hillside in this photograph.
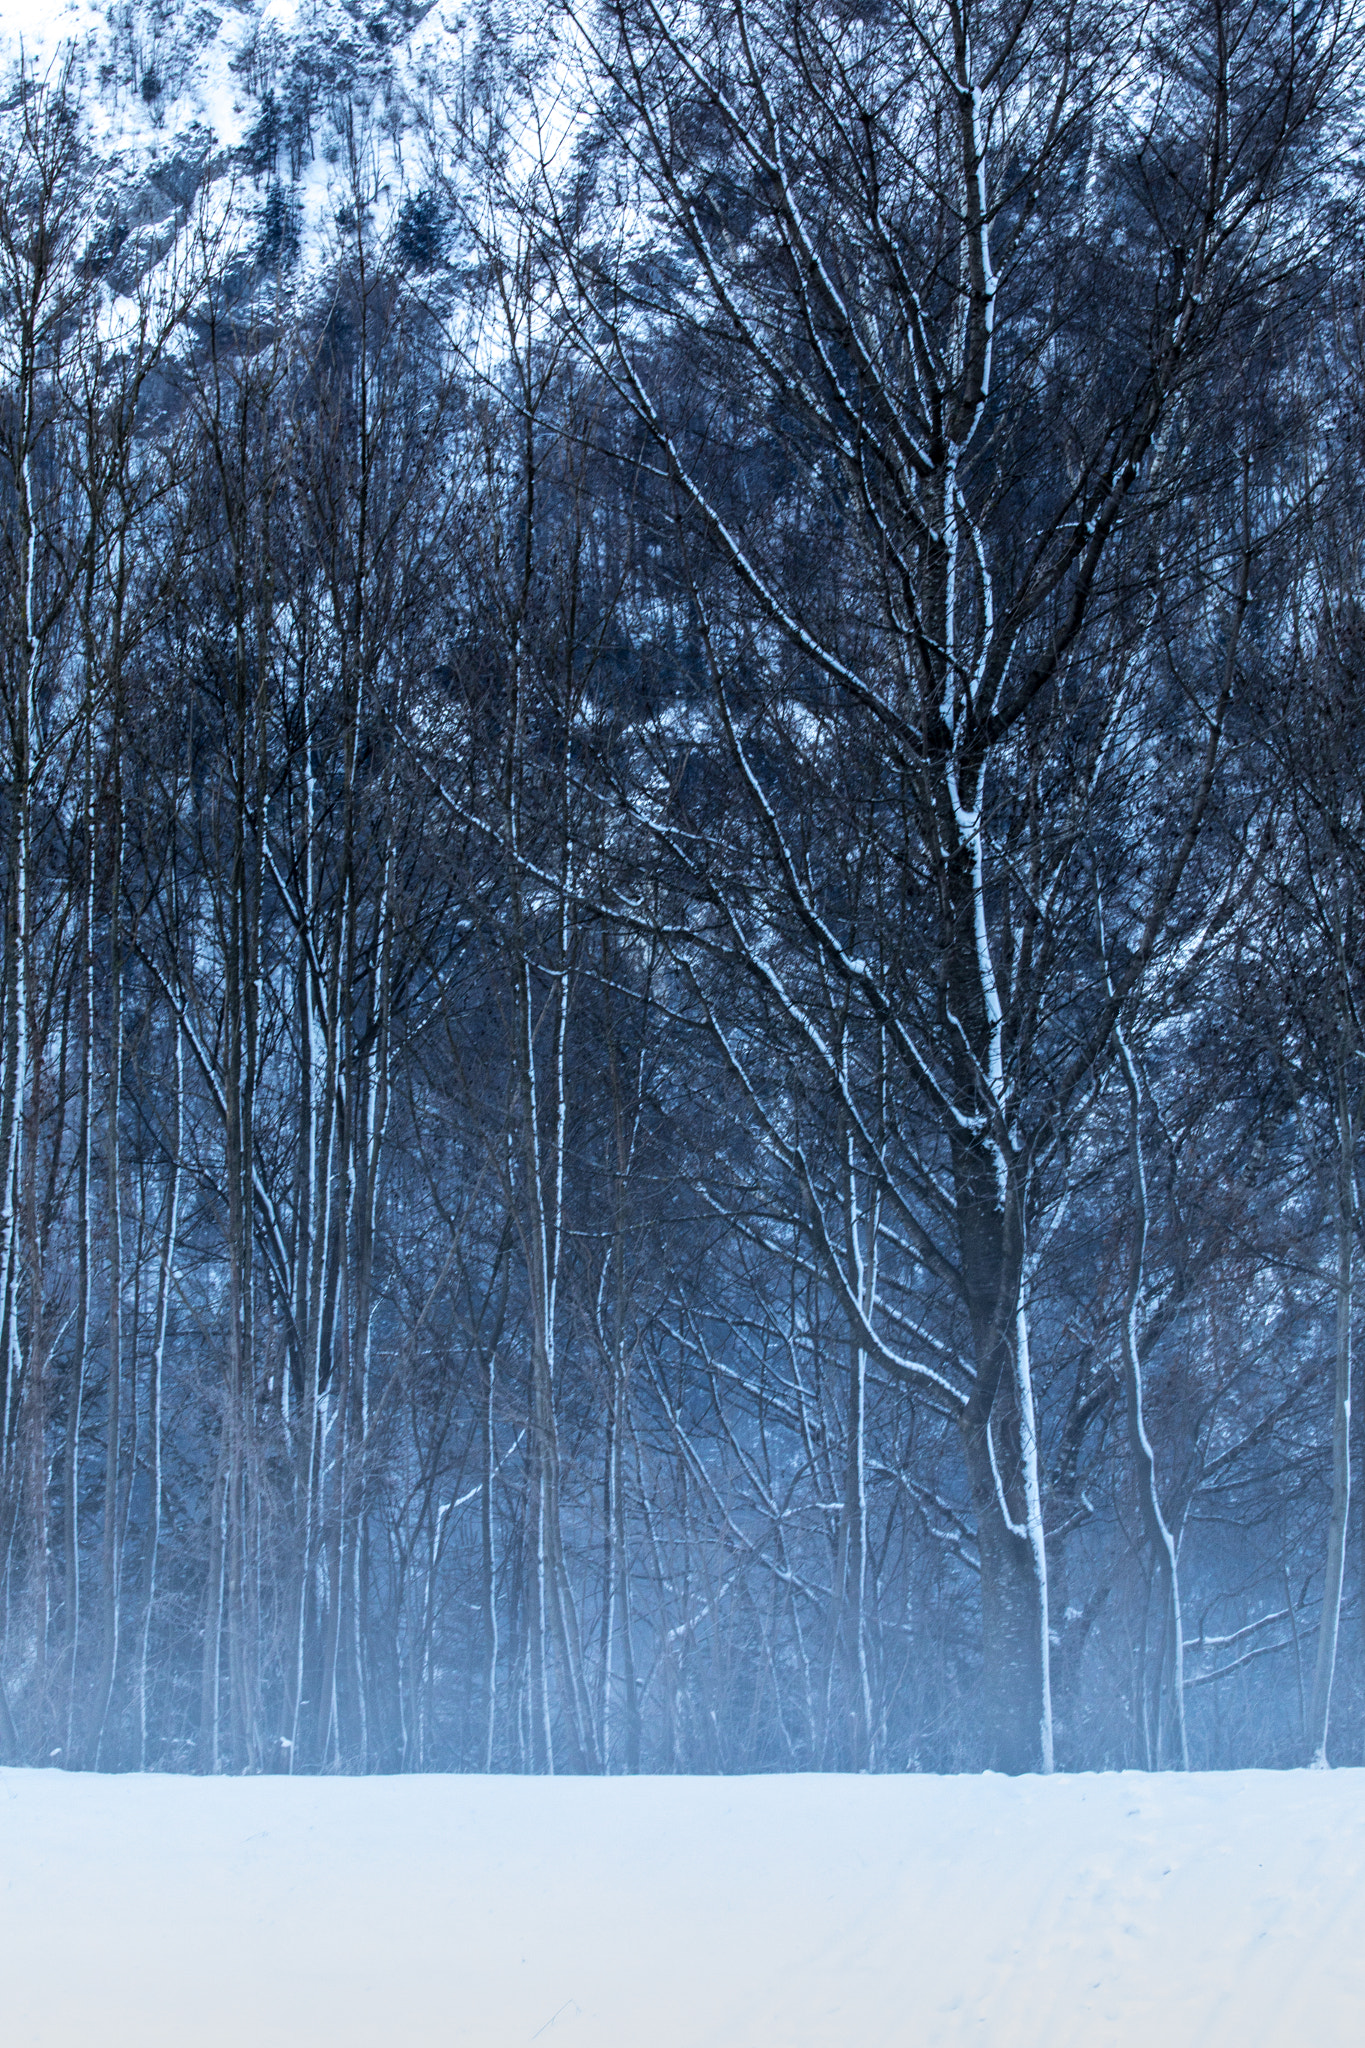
[0,0,476,294]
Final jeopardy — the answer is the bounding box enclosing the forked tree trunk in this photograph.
[962,1395,1053,1775]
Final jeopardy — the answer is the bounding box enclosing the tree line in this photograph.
[1,0,1364,1775]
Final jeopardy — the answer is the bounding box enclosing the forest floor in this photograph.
[2,1764,1362,2045]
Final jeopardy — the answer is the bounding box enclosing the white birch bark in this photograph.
[1308,1054,1354,1766]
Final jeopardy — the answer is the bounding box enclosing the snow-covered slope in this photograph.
[0,0,498,297]
[2,1767,1363,2045]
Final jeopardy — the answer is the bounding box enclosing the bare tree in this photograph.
[525,0,1343,1767]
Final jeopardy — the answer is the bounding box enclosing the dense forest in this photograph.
[1,0,1363,1777]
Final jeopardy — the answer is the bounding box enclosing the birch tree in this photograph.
[530,0,1342,1767]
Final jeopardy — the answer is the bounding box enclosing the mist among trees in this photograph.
[2,0,1364,1777]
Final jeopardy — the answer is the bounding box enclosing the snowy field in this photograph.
[3,1768,1363,2046]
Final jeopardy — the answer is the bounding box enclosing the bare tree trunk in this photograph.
[482,1346,499,1770]
[138,1020,181,1767]
[1309,1055,1354,1765]
[200,1434,227,1773]
[64,704,96,1757]
[1115,1025,1188,1771]
[91,751,125,1766]
[823,1125,879,1769]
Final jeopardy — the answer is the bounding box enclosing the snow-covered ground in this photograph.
[3,1767,1362,2045]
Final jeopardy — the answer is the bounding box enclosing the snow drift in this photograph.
[2,1767,1362,2045]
